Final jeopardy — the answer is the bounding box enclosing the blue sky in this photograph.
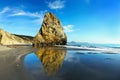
[0,0,120,44]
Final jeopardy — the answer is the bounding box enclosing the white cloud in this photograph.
[11,10,26,16]
[9,9,46,18]
[9,9,47,24]
[63,25,74,32]
[0,7,47,24]
[48,0,65,10]
[0,7,10,14]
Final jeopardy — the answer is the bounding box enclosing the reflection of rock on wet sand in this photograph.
[35,47,66,77]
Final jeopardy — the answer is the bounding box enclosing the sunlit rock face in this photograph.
[35,47,66,76]
[0,29,33,45]
[33,12,67,46]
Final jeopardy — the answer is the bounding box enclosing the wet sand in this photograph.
[0,46,34,80]
[0,46,11,50]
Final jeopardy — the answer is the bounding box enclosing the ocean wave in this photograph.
[62,45,120,53]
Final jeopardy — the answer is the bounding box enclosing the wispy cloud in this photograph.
[0,7,10,14]
[10,9,46,18]
[0,7,47,24]
[48,0,65,10]
[63,25,74,32]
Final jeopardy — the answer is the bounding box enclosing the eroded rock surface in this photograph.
[33,12,67,46]
[0,29,33,45]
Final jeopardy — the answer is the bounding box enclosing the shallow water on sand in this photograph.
[24,47,120,80]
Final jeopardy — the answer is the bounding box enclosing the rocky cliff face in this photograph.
[0,29,33,45]
[33,12,67,46]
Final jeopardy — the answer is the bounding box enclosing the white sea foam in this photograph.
[57,45,120,53]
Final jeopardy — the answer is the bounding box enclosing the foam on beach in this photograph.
[57,45,120,53]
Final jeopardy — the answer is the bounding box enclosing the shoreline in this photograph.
[55,45,120,53]
[0,45,120,80]
[0,45,34,80]
[1,44,120,53]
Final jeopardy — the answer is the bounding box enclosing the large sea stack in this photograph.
[33,12,67,46]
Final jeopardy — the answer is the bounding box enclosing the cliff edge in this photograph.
[0,29,33,45]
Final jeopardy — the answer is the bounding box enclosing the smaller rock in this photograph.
[0,29,33,45]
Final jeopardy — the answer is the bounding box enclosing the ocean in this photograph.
[23,42,120,80]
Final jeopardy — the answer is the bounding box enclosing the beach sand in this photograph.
[0,45,34,80]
